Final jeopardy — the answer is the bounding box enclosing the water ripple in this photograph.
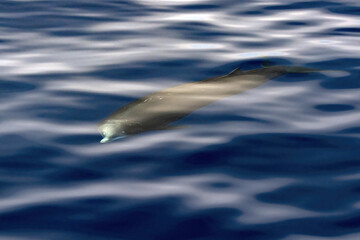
[1,0,360,239]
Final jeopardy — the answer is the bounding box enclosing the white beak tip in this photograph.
[100,137,111,143]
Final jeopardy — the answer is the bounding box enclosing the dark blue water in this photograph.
[1,0,360,239]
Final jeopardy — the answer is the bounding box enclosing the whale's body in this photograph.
[98,65,313,143]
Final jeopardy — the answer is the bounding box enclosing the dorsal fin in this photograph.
[226,67,242,76]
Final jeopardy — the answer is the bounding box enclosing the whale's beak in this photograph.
[100,135,127,143]
[100,137,111,143]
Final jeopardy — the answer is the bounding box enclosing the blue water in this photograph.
[1,0,360,239]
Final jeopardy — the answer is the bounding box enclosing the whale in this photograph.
[98,65,314,143]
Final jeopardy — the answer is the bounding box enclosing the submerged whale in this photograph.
[98,65,314,143]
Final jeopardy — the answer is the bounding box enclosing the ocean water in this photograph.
[1,0,360,239]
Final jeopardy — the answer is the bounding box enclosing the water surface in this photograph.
[1,0,360,239]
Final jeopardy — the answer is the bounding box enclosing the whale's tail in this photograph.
[284,66,318,73]
[260,58,317,74]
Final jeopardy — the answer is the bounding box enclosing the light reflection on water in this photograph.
[1,0,360,239]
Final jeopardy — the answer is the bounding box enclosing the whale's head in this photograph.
[98,121,127,143]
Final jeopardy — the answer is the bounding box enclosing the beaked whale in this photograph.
[98,65,314,143]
